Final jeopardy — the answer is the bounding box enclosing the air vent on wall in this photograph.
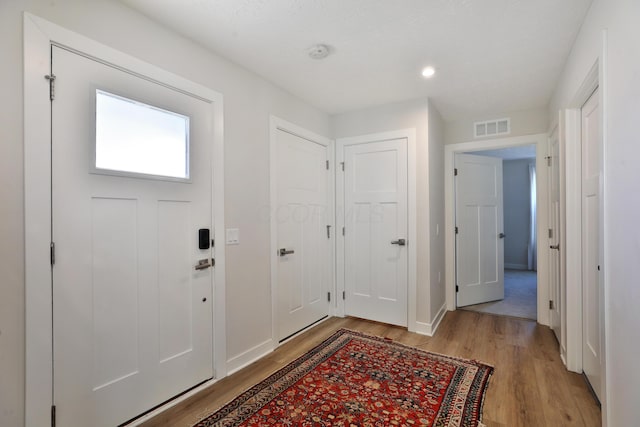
[474,118,510,138]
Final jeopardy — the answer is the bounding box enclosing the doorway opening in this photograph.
[444,133,548,326]
[459,146,538,320]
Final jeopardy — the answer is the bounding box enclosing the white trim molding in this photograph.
[24,13,226,426]
[561,37,608,427]
[414,304,447,336]
[269,116,335,347]
[225,338,274,376]
[444,134,549,326]
[335,128,418,332]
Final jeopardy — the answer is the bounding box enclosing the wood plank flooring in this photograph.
[140,311,601,426]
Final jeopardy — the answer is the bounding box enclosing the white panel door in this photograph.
[455,153,505,307]
[276,129,331,341]
[343,138,408,327]
[52,46,214,426]
[582,88,602,401]
[548,129,562,342]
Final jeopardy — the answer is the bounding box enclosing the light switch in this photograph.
[226,228,239,245]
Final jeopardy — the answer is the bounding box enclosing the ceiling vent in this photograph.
[474,118,510,138]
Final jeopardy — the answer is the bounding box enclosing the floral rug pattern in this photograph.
[194,329,493,427]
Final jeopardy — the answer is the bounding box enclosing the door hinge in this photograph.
[342,227,345,236]
[455,285,459,293]
[211,258,215,267]
[327,292,331,302]
[326,225,331,239]
[51,405,56,427]
[50,242,55,266]
[454,168,458,176]
[45,74,56,101]
[326,160,329,170]
[340,162,345,171]
[549,300,554,310]
[548,228,553,239]
[342,291,345,300]
[455,226,459,234]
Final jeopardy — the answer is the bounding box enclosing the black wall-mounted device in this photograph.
[198,228,210,250]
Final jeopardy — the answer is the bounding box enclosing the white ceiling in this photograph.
[119,0,593,121]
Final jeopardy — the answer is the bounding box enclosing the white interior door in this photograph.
[455,153,505,307]
[343,138,408,327]
[548,129,562,341]
[52,46,214,426]
[275,129,331,341]
[581,88,602,401]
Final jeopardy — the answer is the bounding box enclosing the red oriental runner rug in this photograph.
[193,329,493,427]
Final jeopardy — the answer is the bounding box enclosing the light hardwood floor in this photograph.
[140,311,601,427]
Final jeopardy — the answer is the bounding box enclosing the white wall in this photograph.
[549,0,640,424]
[331,98,446,327]
[502,159,534,270]
[427,101,447,321]
[445,107,548,145]
[0,1,330,426]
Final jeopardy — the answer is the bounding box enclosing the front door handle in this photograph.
[195,258,212,270]
[391,239,406,246]
[279,248,295,256]
[498,233,506,239]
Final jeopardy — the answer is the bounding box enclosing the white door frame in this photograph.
[563,55,607,424]
[444,133,549,325]
[24,14,226,426]
[562,60,602,374]
[336,129,417,332]
[547,122,566,360]
[269,116,335,345]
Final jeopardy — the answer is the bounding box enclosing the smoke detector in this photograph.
[308,44,330,60]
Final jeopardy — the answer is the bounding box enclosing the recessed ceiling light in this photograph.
[421,66,436,78]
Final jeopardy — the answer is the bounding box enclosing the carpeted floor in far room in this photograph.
[461,269,537,320]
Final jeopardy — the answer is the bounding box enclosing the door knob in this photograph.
[550,244,560,250]
[498,233,506,239]
[195,258,212,270]
[279,248,295,256]
[391,239,406,246]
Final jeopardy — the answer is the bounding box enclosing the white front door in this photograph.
[275,129,331,341]
[581,88,602,401]
[455,153,505,307]
[52,46,214,426]
[343,138,408,327]
[548,129,562,342]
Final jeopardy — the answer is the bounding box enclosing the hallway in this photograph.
[461,269,537,320]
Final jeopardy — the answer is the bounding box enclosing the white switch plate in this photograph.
[226,228,239,245]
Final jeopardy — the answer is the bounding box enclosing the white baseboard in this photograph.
[226,338,274,375]
[414,304,447,337]
[126,377,218,426]
[504,263,528,270]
